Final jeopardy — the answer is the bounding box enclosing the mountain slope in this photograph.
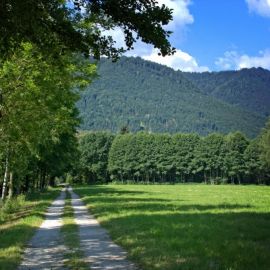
[77,57,267,137]
[183,67,270,117]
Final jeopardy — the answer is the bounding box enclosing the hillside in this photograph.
[183,67,270,118]
[77,57,268,137]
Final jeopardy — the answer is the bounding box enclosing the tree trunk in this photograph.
[8,171,13,198]
[39,169,43,190]
[24,175,30,193]
[40,169,46,190]
[49,176,55,187]
[1,154,9,200]
[237,175,241,185]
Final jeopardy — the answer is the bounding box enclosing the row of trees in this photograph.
[0,43,95,199]
[76,121,270,184]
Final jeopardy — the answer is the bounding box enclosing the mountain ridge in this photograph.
[182,66,270,117]
[77,57,269,137]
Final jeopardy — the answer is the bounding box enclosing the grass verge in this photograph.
[61,190,88,270]
[74,184,270,270]
[0,188,61,270]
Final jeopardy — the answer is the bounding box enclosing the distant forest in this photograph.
[77,57,270,138]
[73,118,270,185]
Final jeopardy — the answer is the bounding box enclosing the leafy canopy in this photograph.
[0,0,175,59]
[0,42,96,193]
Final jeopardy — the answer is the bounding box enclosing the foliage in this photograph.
[224,132,249,184]
[259,119,270,170]
[0,195,25,222]
[77,57,267,137]
[75,184,270,270]
[107,132,254,184]
[193,133,227,183]
[0,0,175,198]
[0,0,174,59]
[0,42,96,197]
[244,139,265,184]
[76,126,270,184]
[77,131,115,183]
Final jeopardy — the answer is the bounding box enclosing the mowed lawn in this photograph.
[74,184,270,270]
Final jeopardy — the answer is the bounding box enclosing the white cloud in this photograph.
[143,48,209,72]
[102,28,126,49]
[246,0,270,17]
[158,0,194,30]
[100,1,204,72]
[101,0,193,51]
[215,50,270,70]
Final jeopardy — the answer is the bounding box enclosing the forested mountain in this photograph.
[183,67,270,118]
[77,57,269,137]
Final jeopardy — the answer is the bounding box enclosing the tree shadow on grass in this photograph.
[80,192,253,216]
[82,196,170,204]
[104,211,270,270]
[111,202,253,213]
[0,223,39,269]
[74,186,270,269]
[75,185,150,197]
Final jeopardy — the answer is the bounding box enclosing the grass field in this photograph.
[74,184,270,270]
[0,188,60,269]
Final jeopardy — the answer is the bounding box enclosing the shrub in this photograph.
[0,195,26,222]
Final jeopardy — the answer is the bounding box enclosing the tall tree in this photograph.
[172,133,200,182]
[0,43,96,198]
[78,131,114,183]
[193,133,226,183]
[224,132,249,184]
[259,118,270,169]
[244,139,264,184]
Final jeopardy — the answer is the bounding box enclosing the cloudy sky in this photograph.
[107,0,270,72]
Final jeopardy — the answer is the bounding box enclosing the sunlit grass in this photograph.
[74,184,270,270]
[61,191,88,270]
[0,188,61,270]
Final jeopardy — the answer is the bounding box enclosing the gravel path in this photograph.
[18,187,138,270]
[68,187,138,270]
[18,189,67,270]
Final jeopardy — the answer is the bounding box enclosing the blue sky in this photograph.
[112,0,270,72]
[180,0,270,71]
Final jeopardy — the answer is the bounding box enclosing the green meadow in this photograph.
[75,184,270,270]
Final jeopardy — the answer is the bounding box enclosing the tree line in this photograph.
[75,121,270,185]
